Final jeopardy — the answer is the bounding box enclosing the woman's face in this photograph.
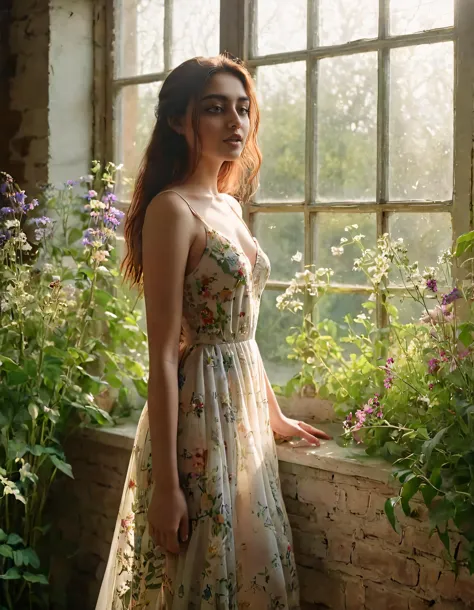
[182,72,251,163]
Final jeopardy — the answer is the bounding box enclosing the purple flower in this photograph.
[0,206,14,215]
[31,215,53,226]
[382,357,394,389]
[102,193,118,204]
[0,183,8,194]
[84,189,98,201]
[428,383,434,391]
[14,191,26,205]
[0,229,12,247]
[442,288,462,306]
[22,198,39,213]
[428,358,440,374]
[426,278,438,293]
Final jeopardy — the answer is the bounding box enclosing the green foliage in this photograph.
[278,225,474,573]
[0,163,148,608]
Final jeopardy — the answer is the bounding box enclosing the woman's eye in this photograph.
[207,106,223,113]
[239,107,250,115]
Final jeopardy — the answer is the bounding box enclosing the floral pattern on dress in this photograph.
[96,208,300,610]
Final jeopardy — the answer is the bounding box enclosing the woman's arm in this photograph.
[142,191,195,491]
[263,350,332,447]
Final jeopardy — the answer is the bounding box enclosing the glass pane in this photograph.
[388,296,426,325]
[253,213,305,282]
[256,62,306,202]
[317,53,377,202]
[390,0,454,36]
[256,289,302,386]
[389,42,454,201]
[256,0,307,56]
[388,212,453,284]
[313,213,376,285]
[171,0,220,68]
[116,0,165,78]
[115,82,161,200]
[318,0,378,47]
[315,292,373,324]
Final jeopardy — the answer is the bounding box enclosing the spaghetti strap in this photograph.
[159,189,212,231]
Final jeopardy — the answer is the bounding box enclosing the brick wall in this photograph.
[49,430,474,610]
[1,0,50,193]
[0,0,93,196]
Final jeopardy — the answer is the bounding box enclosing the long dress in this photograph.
[95,192,300,610]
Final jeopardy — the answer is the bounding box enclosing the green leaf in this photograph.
[454,230,474,257]
[422,427,449,466]
[94,289,113,308]
[421,483,438,507]
[401,476,421,516]
[0,529,6,543]
[437,527,450,554]
[50,455,74,479]
[6,533,23,546]
[7,370,29,385]
[22,572,49,585]
[384,497,399,533]
[0,567,21,580]
[0,544,13,559]
[68,227,83,244]
[13,549,24,566]
[22,547,40,569]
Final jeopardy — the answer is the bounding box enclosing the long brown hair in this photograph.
[120,54,262,291]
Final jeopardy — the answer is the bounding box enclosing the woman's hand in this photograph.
[148,485,189,554]
[271,413,332,447]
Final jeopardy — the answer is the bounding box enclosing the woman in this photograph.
[96,54,330,610]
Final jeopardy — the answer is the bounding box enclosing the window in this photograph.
[245,0,470,385]
[102,0,473,386]
[111,0,220,199]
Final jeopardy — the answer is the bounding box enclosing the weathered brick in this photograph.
[344,578,365,610]
[353,541,420,586]
[327,534,354,564]
[365,582,410,610]
[298,565,345,608]
[298,477,341,516]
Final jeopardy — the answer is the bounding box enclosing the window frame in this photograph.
[95,0,474,331]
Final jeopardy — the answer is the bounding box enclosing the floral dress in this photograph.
[95,192,300,610]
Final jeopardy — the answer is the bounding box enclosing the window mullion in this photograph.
[376,0,390,330]
[164,0,172,72]
[305,0,319,322]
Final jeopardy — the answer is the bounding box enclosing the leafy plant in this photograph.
[277,225,474,573]
[0,163,147,608]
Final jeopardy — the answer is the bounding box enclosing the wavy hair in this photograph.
[120,54,262,291]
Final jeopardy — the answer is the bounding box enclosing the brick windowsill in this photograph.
[78,421,393,485]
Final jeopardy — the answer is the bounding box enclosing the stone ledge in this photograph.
[78,420,393,484]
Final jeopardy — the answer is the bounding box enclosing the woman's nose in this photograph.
[228,110,242,129]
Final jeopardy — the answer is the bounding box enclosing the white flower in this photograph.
[5,219,20,229]
[92,250,110,263]
[331,246,344,257]
[291,251,302,262]
[340,237,348,244]
[52,275,60,282]
[43,263,53,273]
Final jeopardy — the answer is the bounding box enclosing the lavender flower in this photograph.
[14,191,26,205]
[21,198,39,213]
[383,357,394,389]
[426,278,438,293]
[84,189,98,201]
[0,206,14,215]
[442,288,462,306]
[0,229,12,247]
